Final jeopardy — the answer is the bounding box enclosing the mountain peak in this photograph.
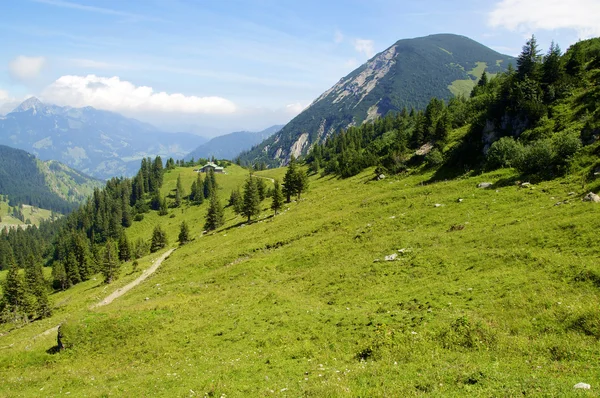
[12,97,45,114]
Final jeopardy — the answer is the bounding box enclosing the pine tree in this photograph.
[2,255,26,322]
[178,221,190,245]
[102,238,120,284]
[150,225,168,253]
[204,192,225,231]
[542,41,563,86]
[51,261,67,291]
[24,256,51,319]
[283,155,298,203]
[242,175,261,222]
[64,252,80,287]
[271,179,284,215]
[295,169,309,200]
[229,187,243,214]
[517,35,541,80]
[175,174,184,207]
[118,232,131,262]
[159,196,169,216]
[203,171,213,199]
[256,177,267,201]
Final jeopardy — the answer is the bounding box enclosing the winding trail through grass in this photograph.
[91,248,175,309]
[28,249,175,341]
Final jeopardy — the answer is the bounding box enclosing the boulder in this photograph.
[477,182,493,189]
[583,192,600,203]
[573,382,591,389]
[384,253,397,261]
[377,174,386,181]
[520,182,531,188]
[434,203,443,208]
[457,198,463,203]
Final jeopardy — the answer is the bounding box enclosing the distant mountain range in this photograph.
[184,125,283,161]
[0,98,207,179]
[0,144,102,214]
[239,33,515,166]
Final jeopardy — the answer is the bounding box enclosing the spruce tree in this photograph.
[242,175,260,222]
[24,256,51,319]
[229,187,243,214]
[256,177,267,201]
[204,192,225,231]
[517,35,541,80]
[51,261,67,291]
[118,232,131,262]
[203,171,213,199]
[102,238,120,284]
[175,174,184,207]
[271,179,284,215]
[159,196,169,216]
[283,155,298,202]
[2,256,25,322]
[178,221,190,245]
[150,225,168,253]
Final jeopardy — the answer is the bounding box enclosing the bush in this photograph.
[486,136,525,169]
[515,139,555,176]
[552,130,582,168]
[133,214,144,222]
[425,148,444,167]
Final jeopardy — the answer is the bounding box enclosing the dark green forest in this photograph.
[0,146,82,214]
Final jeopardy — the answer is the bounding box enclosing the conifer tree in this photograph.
[51,261,67,291]
[178,221,190,245]
[517,35,541,80]
[542,41,563,86]
[229,187,243,214]
[271,179,284,215]
[203,170,213,199]
[24,256,51,319]
[242,175,261,222]
[159,196,169,216]
[102,238,120,284]
[150,225,168,253]
[64,252,80,286]
[175,174,184,207]
[256,177,267,201]
[204,192,225,231]
[283,155,298,203]
[118,232,131,262]
[2,256,25,321]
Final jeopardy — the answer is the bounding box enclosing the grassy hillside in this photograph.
[0,197,56,229]
[0,145,102,214]
[0,163,598,396]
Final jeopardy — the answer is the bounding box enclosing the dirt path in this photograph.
[252,175,275,183]
[92,248,174,309]
[26,249,175,341]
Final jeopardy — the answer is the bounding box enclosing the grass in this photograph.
[0,197,56,229]
[448,62,488,97]
[0,163,599,396]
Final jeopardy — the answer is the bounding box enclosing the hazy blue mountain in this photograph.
[184,125,283,161]
[0,98,207,179]
[239,34,514,166]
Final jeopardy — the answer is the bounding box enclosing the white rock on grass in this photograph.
[583,192,600,203]
[434,203,443,208]
[573,382,591,389]
[384,253,397,261]
[477,182,493,189]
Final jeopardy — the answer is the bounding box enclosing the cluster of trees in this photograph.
[306,36,600,179]
[1,252,51,323]
[0,220,64,270]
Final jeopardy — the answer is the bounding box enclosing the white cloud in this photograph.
[353,39,375,58]
[489,0,600,38]
[41,75,237,114]
[334,29,344,44]
[285,102,308,116]
[8,56,46,81]
[70,58,128,70]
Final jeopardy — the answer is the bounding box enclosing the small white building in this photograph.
[199,162,224,173]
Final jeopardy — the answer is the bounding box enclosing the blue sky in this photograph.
[1,0,598,136]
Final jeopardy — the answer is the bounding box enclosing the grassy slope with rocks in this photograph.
[0,162,599,396]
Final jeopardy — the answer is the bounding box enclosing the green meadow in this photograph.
[0,163,599,396]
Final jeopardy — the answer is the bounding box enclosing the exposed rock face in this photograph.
[238,34,514,166]
[289,132,309,160]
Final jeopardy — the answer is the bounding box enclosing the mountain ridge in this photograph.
[184,125,283,161]
[0,98,207,179]
[239,33,514,166]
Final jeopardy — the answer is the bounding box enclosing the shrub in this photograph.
[486,136,525,169]
[515,139,555,176]
[425,148,444,167]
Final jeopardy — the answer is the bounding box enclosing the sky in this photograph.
[1,0,599,137]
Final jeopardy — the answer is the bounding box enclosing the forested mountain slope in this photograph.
[239,34,513,166]
[0,145,101,214]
